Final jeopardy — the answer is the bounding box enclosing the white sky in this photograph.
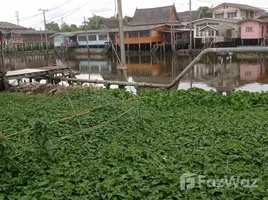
[1,0,267,29]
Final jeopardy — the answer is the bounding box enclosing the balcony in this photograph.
[202,36,225,44]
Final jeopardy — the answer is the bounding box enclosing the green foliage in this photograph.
[80,15,102,30]
[124,15,132,23]
[198,6,213,18]
[46,22,60,32]
[0,88,268,199]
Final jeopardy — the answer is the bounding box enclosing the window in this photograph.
[54,38,62,43]
[208,30,213,36]
[246,27,253,32]
[245,71,251,76]
[208,23,219,25]
[99,35,107,41]
[129,31,139,38]
[215,13,224,18]
[78,35,87,41]
[88,35,97,41]
[196,23,207,27]
[227,12,237,18]
[223,5,228,9]
[140,31,150,38]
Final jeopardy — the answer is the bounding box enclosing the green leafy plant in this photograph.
[0,88,268,199]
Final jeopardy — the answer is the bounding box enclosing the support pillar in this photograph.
[139,43,141,52]
[150,43,152,52]
[127,44,130,52]
[118,85,125,89]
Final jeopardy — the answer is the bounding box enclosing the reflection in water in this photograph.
[6,53,268,92]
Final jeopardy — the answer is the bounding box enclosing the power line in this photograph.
[48,0,76,12]
[30,1,92,29]
[45,1,92,23]
[6,0,76,24]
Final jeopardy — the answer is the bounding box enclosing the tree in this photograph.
[198,6,212,18]
[70,24,79,32]
[28,27,36,30]
[124,15,132,23]
[46,22,60,32]
[61,22,71,32]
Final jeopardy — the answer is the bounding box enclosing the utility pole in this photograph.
[40,28,43,51]
[117,0,126,68]
[15,11,20,25]
[83,17,90,55]
[0,31,7,90]
[189,0,193,54]
[39,9,48,52]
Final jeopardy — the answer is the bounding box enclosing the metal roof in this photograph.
[211,2,264,11]
[177,10,202,23]
[11,30,56,35]
[100,18,128,29]
[192,18,240,24]
[238,18,268,24]
[0,22,26,30]
[199,24,234,31]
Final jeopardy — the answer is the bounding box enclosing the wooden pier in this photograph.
[6,66,70,81]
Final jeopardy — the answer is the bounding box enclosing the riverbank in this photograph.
[1,88,268,199]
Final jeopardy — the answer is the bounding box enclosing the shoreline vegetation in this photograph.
[1,88,268,199]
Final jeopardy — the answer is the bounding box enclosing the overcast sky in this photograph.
[1,0,267,29]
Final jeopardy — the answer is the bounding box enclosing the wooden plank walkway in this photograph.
[6,66,70,80]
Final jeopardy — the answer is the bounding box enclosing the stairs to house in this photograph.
[102,42,112,54]
[151,43,164,53]
[202,38,214,50]
[261,34,268,46]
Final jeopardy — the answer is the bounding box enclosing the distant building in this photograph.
[211,3,265,20]
[101,5,180,51]
[0,22,26,33]
[130,5,178,26]
[51,30,110,48]
[0,22,56,48]
[100,18,128,29]
[239,17,268,45]
[192,18,240,47]
[6,30,56,44]
[51,32,78,47]
[177,10,203,27]
[100,18,128,43]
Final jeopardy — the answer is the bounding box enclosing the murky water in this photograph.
[5,52,268,92]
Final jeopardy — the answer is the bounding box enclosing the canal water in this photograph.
[5,53,268,92]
